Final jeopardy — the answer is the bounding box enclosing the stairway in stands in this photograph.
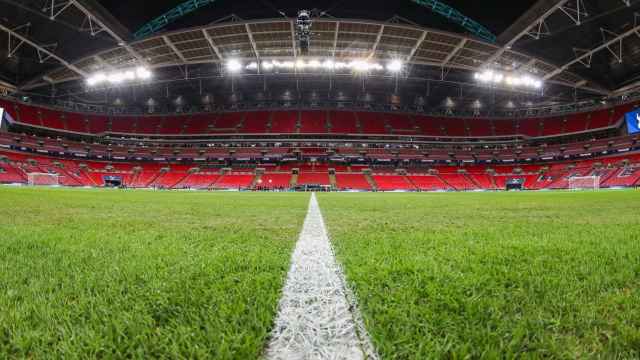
[328,171,337,189]
[250,170,263,189]
[364,172,378,191]
[290,172,298,187]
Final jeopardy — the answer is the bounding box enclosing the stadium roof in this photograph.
[1,0,640,112]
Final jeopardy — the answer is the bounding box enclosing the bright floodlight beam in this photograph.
[387,60,403,72]
[474,69,542,89]
[226,59,243,73]
[86,67,152,87]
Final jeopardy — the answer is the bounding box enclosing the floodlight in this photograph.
[262,61,274,70]
[226,59,242,73]
[387,60,403,72]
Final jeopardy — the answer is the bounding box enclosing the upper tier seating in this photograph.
[386,114,417,135]
[214,113,242,132]
[300,111,327,133]
[467,119,493,137]
[443,118,467,137]
[329,111,359,133]
[541,117,565,136]
[242,112,270,133]
[414,116,446,136]
[270,111,298,133]
[2,97,636,139]
[357,112,388,135]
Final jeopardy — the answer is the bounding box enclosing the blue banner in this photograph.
[625,109,640,134]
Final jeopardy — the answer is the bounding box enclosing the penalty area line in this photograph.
[264,193,378,360]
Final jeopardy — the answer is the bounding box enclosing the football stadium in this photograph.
[0,0,639,358]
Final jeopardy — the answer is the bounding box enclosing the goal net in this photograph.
[568,175,600,190]
[27,172,60,186]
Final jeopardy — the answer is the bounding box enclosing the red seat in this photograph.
[300,111,327,133]
[330,111,358,134]
[241,112,270,133]
[335,173,371,190]
[297,172,330,185]
[357,112,387,134]
[372,175,414,190]
[270,111,298,133]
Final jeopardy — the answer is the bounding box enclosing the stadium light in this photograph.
[86,66,152,86]
[386,60,404,72]
[474,69,542,89]
[242,58,396,73]
[226,59,243,73]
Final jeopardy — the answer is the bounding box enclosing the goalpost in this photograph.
[27,172,60,186]
[568,175,600,190]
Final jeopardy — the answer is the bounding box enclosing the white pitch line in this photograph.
[265,193,378,360]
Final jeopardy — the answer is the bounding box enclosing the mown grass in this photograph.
[319,191,640,359]
[0,187,309,358]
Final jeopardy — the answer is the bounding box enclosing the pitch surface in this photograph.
[319,191,640,358]
[0,188,309,358]
[1,188,639,358]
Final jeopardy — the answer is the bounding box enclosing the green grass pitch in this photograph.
[0,187,310,358]
[1,187,639,358]
[318,191,640,358]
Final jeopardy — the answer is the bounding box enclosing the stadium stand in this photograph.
[335,173,372,190]
[297,172,331,185]
[0,97,633,139]
[300,111,328,133]
[371,175,415,190]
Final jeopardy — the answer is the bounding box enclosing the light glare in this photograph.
[86,67,152,87]
[226,59,242,72]
[475,69,543,89]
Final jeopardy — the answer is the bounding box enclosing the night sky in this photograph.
[96,0,537,38]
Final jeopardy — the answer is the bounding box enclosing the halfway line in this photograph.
[264,193,377,360]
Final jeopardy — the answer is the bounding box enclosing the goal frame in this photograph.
[568,175,600,190]
[27,172,60,186]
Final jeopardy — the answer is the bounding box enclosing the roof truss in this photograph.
[24,17,604,95]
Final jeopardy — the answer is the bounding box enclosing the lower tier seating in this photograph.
[2,148,640,190]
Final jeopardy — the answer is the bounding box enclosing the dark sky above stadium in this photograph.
[97,0,537,37]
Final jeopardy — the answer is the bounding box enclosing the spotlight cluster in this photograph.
[474,70,542,89]
[86,67,152,86]
[226,59,404,74]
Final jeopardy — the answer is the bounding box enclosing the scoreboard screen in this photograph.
[625,109,640,134]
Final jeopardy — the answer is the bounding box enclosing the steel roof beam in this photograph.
[202,29,223,60]
[368,25,385,59]
[483,0,572,68]
[245,24,260,60]
[441,38,467,66]
[57,0,149,66]
[406,30,428,62]
[544,22,640,81]
[162,35,187,62]
[0,22,88,77]
[332,21,340,58]
[290,20,297,58]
